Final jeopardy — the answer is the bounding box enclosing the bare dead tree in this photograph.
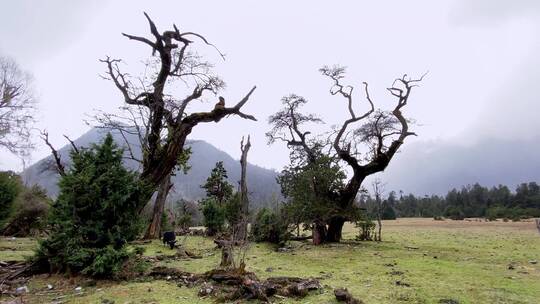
[0,56,36,158]
[62,135,79,154]
[98,13,257,215]
[91,108,146,167]
[268,65,423,244]
[371,179,385,242]
[266,94,324,164]
[234,135,251,241]
[39,131,65,176]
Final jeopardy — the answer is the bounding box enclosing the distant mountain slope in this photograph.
[22,128,281,208]
[376,136,540,195]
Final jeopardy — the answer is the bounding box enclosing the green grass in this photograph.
[0,236,36,261]
[2,219,539,303]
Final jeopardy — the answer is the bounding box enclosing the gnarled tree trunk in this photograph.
[99,13,257,213]
[326,216,346,243]
[312,221,327,245]
[144,173,172,239]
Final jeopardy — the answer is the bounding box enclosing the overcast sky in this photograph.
[1,0,539,195]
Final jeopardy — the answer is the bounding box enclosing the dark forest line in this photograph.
[359,181,540,220]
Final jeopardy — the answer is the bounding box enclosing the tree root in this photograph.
[149,266,321,302]
[205,268,321,302]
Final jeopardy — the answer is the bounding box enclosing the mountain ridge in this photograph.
[22,128,281,208]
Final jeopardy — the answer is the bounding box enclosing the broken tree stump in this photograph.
[334,288,364,304]
[220,243,234,268]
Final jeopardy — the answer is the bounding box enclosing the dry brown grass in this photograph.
[379,217,538,231]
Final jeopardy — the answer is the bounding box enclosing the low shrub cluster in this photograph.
[356,219,376,241]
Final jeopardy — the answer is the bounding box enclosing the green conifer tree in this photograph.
[35,134,147,277]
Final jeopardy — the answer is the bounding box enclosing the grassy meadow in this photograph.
[1,218,539,304]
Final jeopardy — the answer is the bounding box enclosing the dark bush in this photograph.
[177,213,193,229]
[33,134,147,277]
[200,198,225,236]
[485,206,506,221]
[356,219,375,241]
[2,185,50,236]
[251,208,290,245]
[381,202,397,220]
[83,246,131,277]
[0,171,22,225]
[522,208,540,218]
[133,246,146,255]
[445,206,465,220]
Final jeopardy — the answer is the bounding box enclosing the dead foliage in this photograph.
[0,261,34,297]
